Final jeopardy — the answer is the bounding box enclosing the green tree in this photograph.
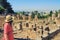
[0,6,4,10]
[0,6,5,15]
[55,11,58,17]
[22,11,26,15]
[58,10,60,13]
[0,0,14,14]
[49,10,53,17]
[31,12,35,19]
[0,0,3,2]
[37,13,40,19]
[34,11,38,15]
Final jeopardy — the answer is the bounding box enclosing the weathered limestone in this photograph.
[58,13,60,18]
[52,13,56,20]
[28,15,31,21]
[1,13,60,40]
[10,13,60,40]
[16,14,20,20]
[22,15,25,21]
[34,15,38,22]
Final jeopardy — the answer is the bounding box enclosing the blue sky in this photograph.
[7,0,60,11]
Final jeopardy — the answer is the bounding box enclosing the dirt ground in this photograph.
[0,15,60,40]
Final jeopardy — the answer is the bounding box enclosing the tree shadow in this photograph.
[14,38,32,40]
[42,29,60,40]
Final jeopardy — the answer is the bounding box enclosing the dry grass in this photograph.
[0,16,5,27]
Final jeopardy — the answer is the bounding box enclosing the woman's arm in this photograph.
[4,33,9,40]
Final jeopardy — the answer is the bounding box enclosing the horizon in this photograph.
[7,0,60,12]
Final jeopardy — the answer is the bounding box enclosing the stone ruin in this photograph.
[0,13,60,40]
[11,13,60,40]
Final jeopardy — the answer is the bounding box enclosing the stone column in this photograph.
[22,15,25,21]
[28,15,31,21]
[48,17,52,22]
[52,13,56,20]
[17,14,20,20]
[34,15,38,23]
[58,13,60,18]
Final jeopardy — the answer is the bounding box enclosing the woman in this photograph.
[2,15,14,40]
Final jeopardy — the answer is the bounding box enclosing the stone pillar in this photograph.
[19,23,23,30]
[22,15,25,21]
[58,13,60,18]
[28,15,31,21]
[22,22,26,28]
[52,13,56,20]
[13,23,20,31]
[17,23,21,30]
[17,14,20,20]
[34,15,38,22]
[26,23,29,27]
[48,17,52,22]
[12,15,15,20]
[43,26,49,37]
